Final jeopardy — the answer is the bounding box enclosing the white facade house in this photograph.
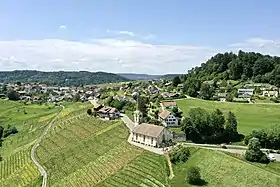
[262,90,279,98]
[159,110,178,127]
[132,123,165,147]
[238,89,254,97]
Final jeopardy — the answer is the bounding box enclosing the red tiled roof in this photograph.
[159,110,170,119]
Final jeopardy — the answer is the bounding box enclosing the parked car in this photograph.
[267,153,276,162]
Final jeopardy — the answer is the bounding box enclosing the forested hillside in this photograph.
[184,50,280,86]
[0,70,128,86]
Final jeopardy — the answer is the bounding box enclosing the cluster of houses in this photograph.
[2,83,103,103]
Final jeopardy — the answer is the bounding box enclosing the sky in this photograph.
[0,0,280,74]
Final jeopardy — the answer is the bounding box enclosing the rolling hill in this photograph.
[118,73,182,80]
[0,70,129,86]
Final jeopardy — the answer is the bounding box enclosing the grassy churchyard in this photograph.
[176,98,280,135]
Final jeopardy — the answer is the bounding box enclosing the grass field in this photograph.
[176,98,280,135]
[171,148,280,187]
[36,110,169,187]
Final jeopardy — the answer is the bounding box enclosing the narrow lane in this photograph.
[30,105,64,187]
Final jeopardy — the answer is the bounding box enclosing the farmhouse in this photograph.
[132,123,165,147]
[97,106,120,120]
[159,110,178,127]
[262,90,278,98]
[161,101,177,109]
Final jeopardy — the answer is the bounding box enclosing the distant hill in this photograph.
[160,74,182,79]
[118,73,161,80]
[118,73,181,80]
[0,70,128,86]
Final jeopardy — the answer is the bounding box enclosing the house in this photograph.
[93,103,103,111]
[161,101,177,109]
[159,110,178,127]
[218,93,227,102]
[97,106,120,120]
[262,91,279,98]
[132,123,165,147]
[238,89,254,98]
[161,92,179,98]
[177,84,184,90]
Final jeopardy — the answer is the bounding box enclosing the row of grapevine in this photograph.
[0,147,40,187]
[52,141,143,187]
[44,123,129,185]
[97,152,170,187]
[0,148,29,180]
[36,116,117,162]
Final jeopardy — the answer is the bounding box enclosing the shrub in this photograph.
[87,108,93,116]
[187,166,201,185]
[170,146,190,164]
[3,126,18,138]
[221,145,227,149]
[259,154,269,164]
[245,138,268,163]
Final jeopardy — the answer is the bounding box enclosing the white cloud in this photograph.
[118,31,135,36]
[0,37,279,74]
[106,29,135,37]
[228,37,280,56]
[59,25,67,29]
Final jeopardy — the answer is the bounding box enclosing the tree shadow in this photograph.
[193,179,208,186]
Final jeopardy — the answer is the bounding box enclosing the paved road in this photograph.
[182,142,280,161]
[31,105,64,187]
[121,114,135,131]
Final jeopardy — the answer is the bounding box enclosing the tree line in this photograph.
[244,124,280,150]
[0,70,128,86]
[180,108,241,144]
[177,50,280,98]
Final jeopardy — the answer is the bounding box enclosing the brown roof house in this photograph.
[159,110,178,127]
[97,106,120,120]
[161,101,177,109]
[132,123,165,147]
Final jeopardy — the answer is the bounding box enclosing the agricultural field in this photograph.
[171,148,280,187]
[0,99,60,158]
[0,147,40,186]
[0,100,91,187]
[176,98,280,135]
[36,112,169,187]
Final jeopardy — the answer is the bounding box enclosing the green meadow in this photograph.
[171,148,280,187]
[176,98,280,135]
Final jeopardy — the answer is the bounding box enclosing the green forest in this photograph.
[184,50,280,86]
[0,70,128,86]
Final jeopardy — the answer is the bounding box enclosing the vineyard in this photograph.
[0,100,170,187]
[97,152,170,187]
[0,147,40,186]
[35,112,170,186]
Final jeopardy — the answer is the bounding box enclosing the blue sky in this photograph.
[0,0,280,74]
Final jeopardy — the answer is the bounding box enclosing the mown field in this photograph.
[171,148,280,187]
[176,98,280,135]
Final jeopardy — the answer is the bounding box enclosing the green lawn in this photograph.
[171,148,280,187]
[176,98,280,135]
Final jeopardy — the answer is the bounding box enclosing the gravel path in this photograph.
[30,105,64,187]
